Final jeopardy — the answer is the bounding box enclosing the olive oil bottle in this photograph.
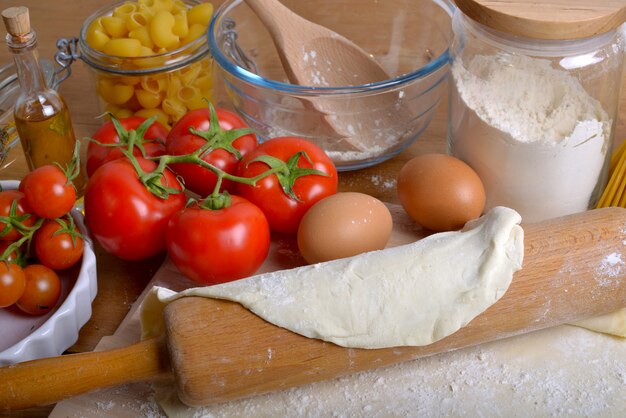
[2,6,85,194]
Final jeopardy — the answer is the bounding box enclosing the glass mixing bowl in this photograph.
[209,0,454,171]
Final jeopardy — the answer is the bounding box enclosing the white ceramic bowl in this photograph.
[0,180,97,366]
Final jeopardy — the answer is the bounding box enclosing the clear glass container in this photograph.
[0,59,56,171]
[3,6,86,194]
[448,9,625,223]
[209,0,454,171]
[56,0,214,129]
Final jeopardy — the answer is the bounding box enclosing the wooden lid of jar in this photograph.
[454,0,626,40]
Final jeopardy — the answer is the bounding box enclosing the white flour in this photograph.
[450,53,612,223]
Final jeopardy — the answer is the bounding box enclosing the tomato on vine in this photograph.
[86,115,168,177]
[166,104,257,196]
[16,264,61,316]
[34,217,84,270]
[0,262,26,308]
[84,157,186,261]
[0,240,20,264]
[19,165,76,219]
[166,194,270,284]
[0,190,36,241]
[19,140,83,219]
[237,137,338,234]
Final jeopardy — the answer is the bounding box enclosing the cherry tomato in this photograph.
[86,116,168,177]
[166,106,257,196]
[237,137,338,234]
[0,262,26,308]
[84,157,186,260]
[16,264,61,315]
[0,190,36,241]
[34,218,84,270]
[0,240,20,264]
[19,165,76,219]
[166,195,270,284]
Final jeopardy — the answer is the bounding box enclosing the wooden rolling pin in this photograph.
[2,207,626,410]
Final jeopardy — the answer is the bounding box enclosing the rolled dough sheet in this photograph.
[142,207,524,349]
[572,308,626,337]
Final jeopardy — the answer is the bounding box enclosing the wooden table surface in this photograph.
[0,0,624,416]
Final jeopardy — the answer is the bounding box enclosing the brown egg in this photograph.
[297,192,393,264]
[397,153,485,232]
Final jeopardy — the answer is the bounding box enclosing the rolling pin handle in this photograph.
[0,336,169,410]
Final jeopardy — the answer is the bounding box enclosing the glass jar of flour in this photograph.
[448,0,625,223]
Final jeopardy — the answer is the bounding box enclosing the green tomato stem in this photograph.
[93,107,300,202]
[211,173,224,198]
[154,152,282,188]
[0,217,45,266]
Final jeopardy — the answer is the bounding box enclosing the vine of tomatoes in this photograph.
[83,104,338,285]
[0,143,85,316]
[237,137,338,234]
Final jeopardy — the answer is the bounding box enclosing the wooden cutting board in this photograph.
[2,206,626,410]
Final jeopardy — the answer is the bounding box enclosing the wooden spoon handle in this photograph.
[0,337,169,410]
[244,0,298,38]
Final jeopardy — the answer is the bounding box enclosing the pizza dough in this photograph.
[142,206,524,349]
[572,308,626,337]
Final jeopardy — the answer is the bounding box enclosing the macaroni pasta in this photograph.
[85,0,215,127]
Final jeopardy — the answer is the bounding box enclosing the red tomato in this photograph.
[0,240,20,264]
[84,157,185,260]
[237,137,338,234]
[0,190,36,241]
[16,264,61,315]
[166,107,257,196]
[0,262,26,308]
[86,116,168,177]
[34,219,84,270]
[166,196,270,284]
[19,165,76,219]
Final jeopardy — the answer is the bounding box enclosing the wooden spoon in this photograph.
[244,0,389,88]
[243,0,410,153]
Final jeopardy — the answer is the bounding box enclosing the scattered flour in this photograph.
[596,252,625,284]
[369,175,396,190]
[303,49,330,87]
[325,146,390,163]
[149,326,625,418]
[95,400,115,411]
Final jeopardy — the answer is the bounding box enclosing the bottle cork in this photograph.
[2,6,31,37]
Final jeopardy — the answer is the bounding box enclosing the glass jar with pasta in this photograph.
[56,0,215,128]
